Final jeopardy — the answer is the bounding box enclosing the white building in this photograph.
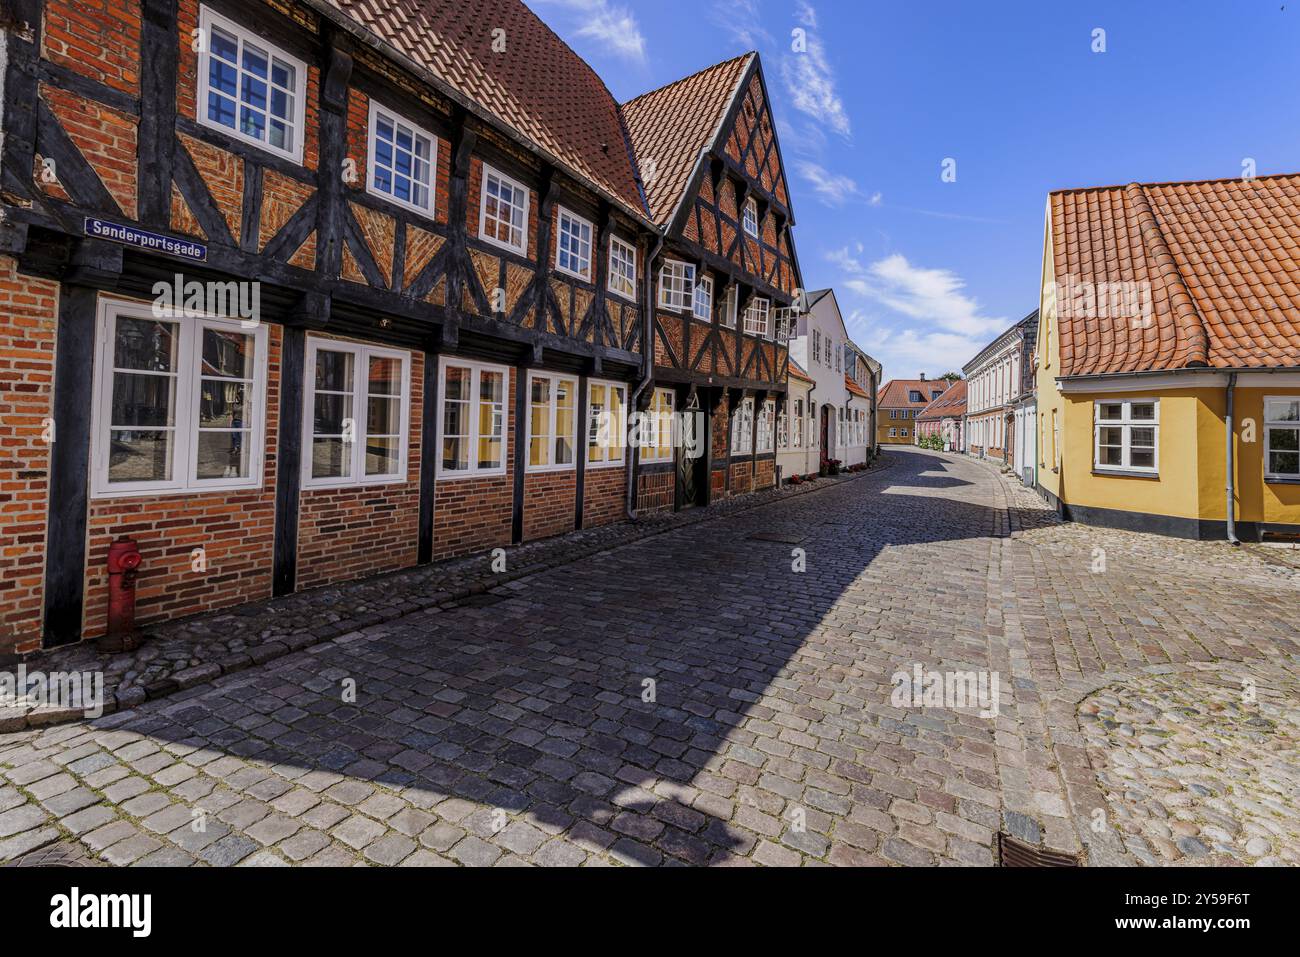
[962,312,1036,465]
[1010,310,1040,486]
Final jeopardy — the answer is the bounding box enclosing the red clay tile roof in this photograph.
[916,379,966,420]
[844,374,870,399]
[1049,173,1300,376]
[621,54,753,225]
[326,0,646,217]
[877,378,949,408]
[788,358,813,383]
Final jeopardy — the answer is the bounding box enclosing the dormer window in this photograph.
[909,390,923,403]
[742,197,759,238]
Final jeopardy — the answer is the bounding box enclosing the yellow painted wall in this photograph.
[1034,213,1063,500]
[878,412,915,444]
[1198,386,1300,526]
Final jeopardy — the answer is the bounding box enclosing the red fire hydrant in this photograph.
[105,538,142,647]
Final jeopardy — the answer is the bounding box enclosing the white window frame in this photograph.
[1263,396,1300,481]
[478,163,530,255]
[1093,398,1159,474]
[365,99,437,218]
[658,260,695,312]
[720,283,738,328]
[743,297,770,337]
[777,404,789,450]
[641,387,675,464]
[889,427,897,438]
[436,356,509,479]
[607,235,637,300]
[731,397,754,455]
[587,379,628,468]
[812,329,821,365]
[196,6,307,164]
[302,338,411,489]
[693,275,713,322]
[554,207,593,281]
[742,196,759,237]
[756,398,775,453]
[792,397,804,448]
[90,295,269,498]
[525,371,579,473]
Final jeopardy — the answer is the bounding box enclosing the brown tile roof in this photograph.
[788,358,813,383]
[325,0,646,217]
[916,379,966,420]
[1049,173,1300,376]
[844,374,870,399]
[877,378,949,408]
[621,53,753,225]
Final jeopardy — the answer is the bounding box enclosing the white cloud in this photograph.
[780,4,849,136]
[796,160,864,206]
[710,0,775,48]
[533,0,648,62]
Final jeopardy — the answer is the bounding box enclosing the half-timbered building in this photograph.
[0,0,801,654]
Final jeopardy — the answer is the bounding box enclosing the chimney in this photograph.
[919,372,927,381]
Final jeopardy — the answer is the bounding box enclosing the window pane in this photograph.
[1269,451,1299,475]
[196,430,251,480]
[479,370,504,406]
[1099,445,1123,466]
[311,437,348,478]
[111,373,174,428]
[198,378,249,428]
[202,329,254,378]
[313,392,352,435]
[365,437,400,476]
[478,437,502,470]
[1130,402,1156,421]
[1266,399,1300,423]
[1269,427,1299,451]
[1098,426,1123,447]
[1097,403,1123,421]
[444,366,469,401]
[109,429,173,483]
[441,437,467,471]
[315,349,354,392]
[367,396,400,436]
[115,318,178,371]
[368,356,402,395]
[1130,427,1155,448]
[1129,449,1155,468]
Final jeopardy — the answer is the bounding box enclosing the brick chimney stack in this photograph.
[919,372,927,380]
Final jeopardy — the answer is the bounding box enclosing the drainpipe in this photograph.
[627,231,666,519]
[1225,371,1240,545]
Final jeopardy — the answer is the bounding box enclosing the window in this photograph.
[909,390,923,403]
[1264,397,1300,480]
[642,388,675,463]
[479,164,529,254]
[732,397,754,454]
[777,405,789,450]
[835,347,841,373]
[743,297,770,337]
[889,428,897,438]
[658,260,695,311]
[438,358,507,477]
[304,340,409,487]
[587,380,627,466]
[91,297,268,497]
[756,399,775,453]
[367,101,435,216]
[692,275,713,322]
[197,7,306,162]
[792,398,804,448]
[555,208,593,280]
[742,197,759,237]
[1094,399,1158,473]
[774,307,794,344]
[524,372,578,472]
[720,284,738,328]
[901,429,909,438]
[607,235,637,300]
[812,329,821,364]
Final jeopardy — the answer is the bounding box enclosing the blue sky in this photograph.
[528,0,1300,380]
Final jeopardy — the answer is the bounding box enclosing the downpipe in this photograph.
[1225,371,1240,545]
[627,231,665,519]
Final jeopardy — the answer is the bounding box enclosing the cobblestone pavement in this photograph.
[2,447,1297,866]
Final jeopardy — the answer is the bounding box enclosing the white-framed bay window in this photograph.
[743,296,770,337]
[526,371,578,471]
[90,296,269,498]
[1094,398,1158,473]
[658,260,695,312]
[555,207,593,280]
[438,357,508,477]
[366,100,436,217]
[479,164,529,254]
[587,379,627,467]
[756,398,774,453]
[732,397,754,455]
[304,339,410,487]
[1264,396,1300,480]
[196,6,307,163]
[607,235,637,300]
[693,275,713,322]
[642,387,675,463]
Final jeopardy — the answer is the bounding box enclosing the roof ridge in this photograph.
[1050,170,1300,197]
[1123,182,1209,368]
[621,51,755,107]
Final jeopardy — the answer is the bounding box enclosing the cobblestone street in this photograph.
[2,447,1297,867]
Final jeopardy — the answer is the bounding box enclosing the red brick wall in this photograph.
[39,84,139,219]
[582,464,625,528]
[295,347,423,589]
[432,367,515,559]
[729,459,753,496]
[754,456,775,490]
[43,0,141,96]
[0,259,59,656]
[522,470,575,541]
[81,325,283,638]
[637,469,673,514]
[465,157,539,261]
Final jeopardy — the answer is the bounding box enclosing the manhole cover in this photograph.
[746,531,804,545]
[997,833,1081,867]
[3,841,98,868]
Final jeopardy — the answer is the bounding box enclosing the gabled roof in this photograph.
[877,378,949,408]
[621,53,753,226]
[1049,172,1300,376]
[788,358,813,383]
[844,374,870,399]
[323,0,646,217]
[917,379,967,420]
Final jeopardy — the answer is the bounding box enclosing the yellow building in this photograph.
[1035,174,1300,540]
[877,377,949,445]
